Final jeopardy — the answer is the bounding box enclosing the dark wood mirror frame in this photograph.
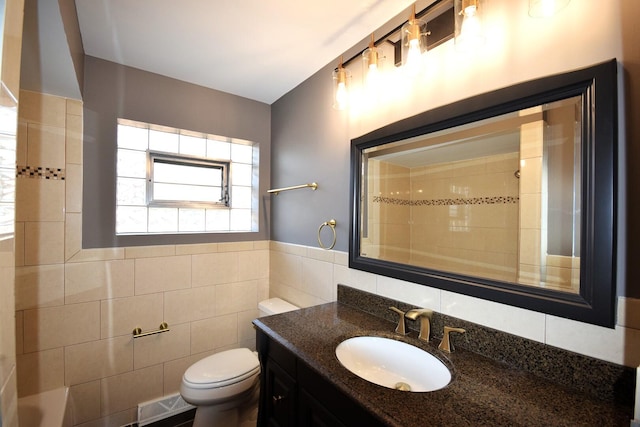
[349,59,617,328]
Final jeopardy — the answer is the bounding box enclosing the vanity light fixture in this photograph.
[454,0,485,51]
[332,56,351,110]
[528,0,570,17]
[362,34,383,95]
[401,4,428,75]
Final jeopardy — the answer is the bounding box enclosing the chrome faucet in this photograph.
[389,306,408,335]
[405,308,433,341]
[438,326,466,353]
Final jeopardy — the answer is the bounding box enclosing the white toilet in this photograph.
[180,298,298,427]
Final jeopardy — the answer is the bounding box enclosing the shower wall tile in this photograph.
[16,347,64,397]
[22,302,100,352]
[238,249,268,281]
[18,90,66,127]
[124,245,176,259]
[134,255,191,294]
[64,335,133,385]
[65,163,82,213]
[163,285,217,325]
[190,314,237,354]
[133,323,190,369]
[14,311,22,355]
[215,280,258,315]
[192,251,238,286]
[65,259,134,305]
[174,242,218,255]
[26,123,65,167]
[14,264,64,309]
[69,380,101,425]
[24,221,64,265]
[65,212,82,261]
[15,178,64,222]
[100,364,163,417]
[65,113,83,165]
[100,293,163,339]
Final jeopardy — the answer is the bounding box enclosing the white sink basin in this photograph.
[335,336,451,392]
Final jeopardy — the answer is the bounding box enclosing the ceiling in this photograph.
[74,0,419,105]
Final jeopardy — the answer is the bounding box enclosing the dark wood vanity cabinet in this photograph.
[256,329,386,427]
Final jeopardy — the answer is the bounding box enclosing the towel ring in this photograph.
[317,219,337,250]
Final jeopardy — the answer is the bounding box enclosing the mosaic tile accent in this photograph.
[16,165,65,180]
[372,195,519,206]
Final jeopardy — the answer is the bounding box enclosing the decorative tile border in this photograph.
[372,195,519,206]
[16,165,65,180]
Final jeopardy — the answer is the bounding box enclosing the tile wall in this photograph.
[269,241,640,369]
[14,90,269,426]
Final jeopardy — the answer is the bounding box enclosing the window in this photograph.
[116,119,258,235]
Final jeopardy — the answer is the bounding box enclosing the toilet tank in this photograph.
[258,298,298,317]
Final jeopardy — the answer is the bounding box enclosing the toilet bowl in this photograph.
[180,298,298,427]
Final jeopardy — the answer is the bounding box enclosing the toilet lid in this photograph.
[183,348,260,386]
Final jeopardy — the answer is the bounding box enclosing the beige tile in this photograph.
[65,163,82,213]
[164,286,216,325]
[300,258,333,302]
[15,264,65,309]
[15,310,23,355]
[66,99,83,116]
[163,351,213,395]
[75,408,137,427]
[519,156,542,195]
[134,255,191,295]
[218,241,254,252]
[70,380,101,425]
[16,121,26,165]
[101,293,163,339]
[19,91,66,127]
[192,252,238,287]
[14,221,24,267]
[253,241,269,250]
[238,249,268,281]
[26,123,66,168]
[125,245,175,259]
[100,364,163,417]
[24,221,65,266]
[519,193,541,229]
[15,178,65,222]
[520,120,544,159]
[215,280,258,316]
[269,251,302,289]
[16,347,64,397]
[65,259,134,305]
[64,335,133,385]
[66,247,125,263]
[270,241,307,256]
[519,228,541,267]
[133,323,190,369]
[65,114,83,165]
[238,309,259,344]
[191,314,237,354]
[65,212,82,261]
[0,367,18,427]
[175,242,218,255]
[617,297,640,329]
[23,302,100,352]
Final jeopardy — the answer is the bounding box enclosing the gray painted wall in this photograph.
[271,62,351,251]
[82,56,271,248]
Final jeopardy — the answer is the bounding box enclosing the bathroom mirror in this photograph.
[349,60,617,327]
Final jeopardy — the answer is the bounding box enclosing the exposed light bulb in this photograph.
[455,0,484,51]
[335,78,348,110]
[401,5,427,77]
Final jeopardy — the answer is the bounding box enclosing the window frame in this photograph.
[146,150,230,209]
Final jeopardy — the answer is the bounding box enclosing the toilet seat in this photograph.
[183,348,260,389]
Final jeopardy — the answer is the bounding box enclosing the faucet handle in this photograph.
[405,309,433,342]
[438,326,466,353]
[388,306,408,335]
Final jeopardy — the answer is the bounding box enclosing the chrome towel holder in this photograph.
[318,219,337,250]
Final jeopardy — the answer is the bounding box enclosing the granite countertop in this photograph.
[254,302,632,427]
